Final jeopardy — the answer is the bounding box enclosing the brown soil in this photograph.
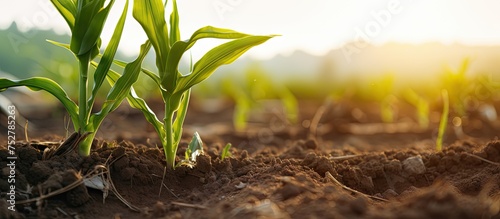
[1,100,500,219]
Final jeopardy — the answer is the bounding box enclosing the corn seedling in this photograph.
[176,132,204,168]
[112,0,275,169]
[403,89,430,129]
[222,67,298,131]
[0,0,150,157]
[246,67,298,124]
[221,143,232,160]
[371,74,396,123]
[440,58,471,117]
[222,78,253,131]
[436,90,449,151]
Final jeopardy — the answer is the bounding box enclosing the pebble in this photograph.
[382,189,399,199]
[402,155,426,175]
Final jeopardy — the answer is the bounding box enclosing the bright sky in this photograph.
[1,0,500,60]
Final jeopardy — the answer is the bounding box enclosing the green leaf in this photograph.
[173,89,190,146]
[133,0,170,73]
[0,77,79,130]
[88,0,129,110]
[163,41,187,91]
[221,143,232,160]
[185,26,253,50]
[80,1,114,55]
[169,0,180,46]
[222,78,251,130]
[112,59,162,88]
[100,63,165,139]
[47,40,71,51]
[72,0,103,54]
[187,132,204,162]
[436,90,449,151]
[279,86,298,124]
[175,35,275,93]
[50,0,77,29]
[71,0,113,55]
[91,41,151,128]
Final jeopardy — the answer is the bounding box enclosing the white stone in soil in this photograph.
[402,155,426,175]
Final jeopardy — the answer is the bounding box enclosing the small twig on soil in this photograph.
[159,167,167,197]
[171,201,208,210]
[465,153,500,166]
[309,98,332,139]
[325,171,388,202]
[56,207,69,217]
[100,157,143,213]
[329,154,364,161]
[104,168,142,212]
[162,182,179,199]
[151,171,179,199]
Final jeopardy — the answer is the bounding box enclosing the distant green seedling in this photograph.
[371,74,396,123]
[114,0,275,169]
[403,89,430,129]
[440,58,470,117]
[0,0,145,156]
[221,143,232,160]
[222,78,252,131]
[222,67,298,131]
[436,90,449,151]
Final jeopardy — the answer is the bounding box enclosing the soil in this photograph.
[1,99,500,219]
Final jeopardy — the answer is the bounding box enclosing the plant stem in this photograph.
[164,103,175,169]
[436,89,449,151]
[78,55,90,131]
[77,54,91,156]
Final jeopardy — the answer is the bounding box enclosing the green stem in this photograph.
[78,132,95,156]
[436,90,449,151]
[78,55,90,131]
[77,54,91,156]
[164,102,175,169]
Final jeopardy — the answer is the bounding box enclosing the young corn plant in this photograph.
[245,67,298,125]
[125,0,276,169]
[221,67,299,132]
[222,78,253,131]
[403,88,430,129]
[221,143,232,160]
[371,74,397,123]
[436,89,449,151]
[0,0,147,156]
[441,58,471,117]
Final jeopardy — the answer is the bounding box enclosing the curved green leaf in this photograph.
[72,0,113,55]
[133,0,169,72]
[163,26,256,91]
[79,0,114,55]
[169,0,180,46]
[91,42,151,127]
[88,0,129,109]
[50,0,76,29]
[47,40,71,51]
[175,35,275,93]
[0,77,79,130]
[103,67,164,139]
[185,26,252,50]
[173,89,190,145]
[163,40,187,91]
[112,59,162,88]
